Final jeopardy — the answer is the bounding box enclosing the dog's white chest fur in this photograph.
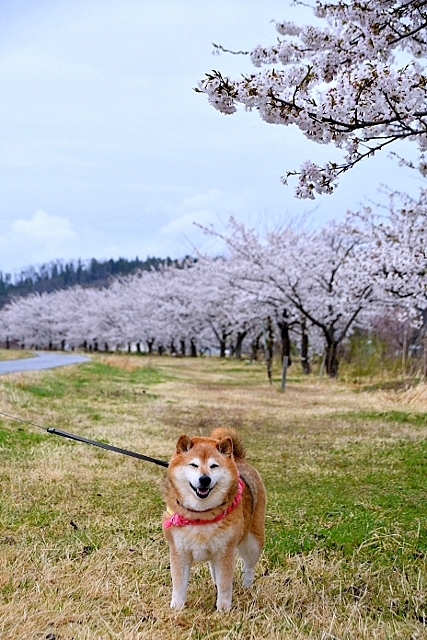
[170,521,236,563]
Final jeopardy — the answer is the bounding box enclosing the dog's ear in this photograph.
[217,437,233,457]
[176,434,194,453]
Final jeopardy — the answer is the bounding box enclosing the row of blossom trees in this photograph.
[1,201,426,378]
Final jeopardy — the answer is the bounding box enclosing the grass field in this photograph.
[0,348,34,361]
[1,354,427,639]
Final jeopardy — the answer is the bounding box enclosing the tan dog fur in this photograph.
[162,428,266,611]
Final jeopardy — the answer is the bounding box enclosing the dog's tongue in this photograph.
[197,488,210,497]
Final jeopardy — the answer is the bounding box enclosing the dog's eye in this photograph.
[210,463,219,469]
[189,463,198,468]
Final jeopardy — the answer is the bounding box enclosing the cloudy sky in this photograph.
[0,0,422,276]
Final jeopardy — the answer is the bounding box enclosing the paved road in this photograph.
[0,352,90,374]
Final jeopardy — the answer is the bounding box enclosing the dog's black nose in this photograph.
[199,475,211,488]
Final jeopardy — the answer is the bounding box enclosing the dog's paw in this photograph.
[216,599,232,612]
[170,598,185,610]
[242,569,255,588]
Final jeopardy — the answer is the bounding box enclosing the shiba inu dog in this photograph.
[162,427,266,611]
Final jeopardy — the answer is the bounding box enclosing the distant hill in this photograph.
[0,256,183,307]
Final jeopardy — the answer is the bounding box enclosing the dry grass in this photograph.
[1,355,427,639]
[0,348,34,361]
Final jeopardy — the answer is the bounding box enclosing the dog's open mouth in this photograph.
[190,483,212,499]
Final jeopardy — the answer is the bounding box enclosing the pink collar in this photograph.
[163,476,245,529]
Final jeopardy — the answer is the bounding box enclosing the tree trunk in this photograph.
[402,326,409,376]
[235,330,248,360]
[190,338,197,357]
[281,355,289,392]
[147,339,154,355]
[180,339,186,357]
[325,340,339,378]
[278,310,292,366]
[301,318,311,374]
[219,330,227,358]
[250,333,261,362]
[263,317,274,384]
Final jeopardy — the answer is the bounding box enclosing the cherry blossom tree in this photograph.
[204,216,379,377]
[57,286,106,351]
[171,258,263,358]
[0,287,107,351]
[348,187,427,373]
[147,266,209,356]
[350,189,427,308]
[197,1,427,198]
[105,274,159,353]
[0,292,64,349]
[220,243,300,368]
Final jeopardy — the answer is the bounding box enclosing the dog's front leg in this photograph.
[208,561,217,586]
[211,548,236,612]
[169,546,192,610]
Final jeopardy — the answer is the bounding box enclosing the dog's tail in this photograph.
[210,427,246,460]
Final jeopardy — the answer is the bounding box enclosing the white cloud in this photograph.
[152,189,245,258]
[157,188,236,240]
[11,210,76,241]
[160,209,214,236]
[0,210,77,273]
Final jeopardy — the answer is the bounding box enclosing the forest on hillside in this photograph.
[0,256,180,308]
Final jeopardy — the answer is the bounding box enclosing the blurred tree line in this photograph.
[0,256,174,307]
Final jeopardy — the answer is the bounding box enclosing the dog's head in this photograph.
[167,434,238,512]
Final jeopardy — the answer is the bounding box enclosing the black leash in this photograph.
[0,410,169,468]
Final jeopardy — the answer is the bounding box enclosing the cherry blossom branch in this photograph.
[198,1,427,197]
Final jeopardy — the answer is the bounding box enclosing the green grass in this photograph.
[265,436,427,559]
[81,360,171,384]
[1,354,427,638]
[343,408,427,426]
[15,360,170,397]
[0,424,46,451]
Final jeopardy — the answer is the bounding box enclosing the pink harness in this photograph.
[163,476,245,529]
